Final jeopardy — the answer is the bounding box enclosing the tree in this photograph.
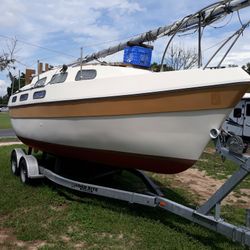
[242,63,250,75]
[0,38,22,101]
[151,62,173,72]
[151,45,198,72]
[0,38,17,72]
[166,45,198,71]
[0,94,9,105]
[7,72,26,98]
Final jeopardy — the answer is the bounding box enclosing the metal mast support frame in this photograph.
[11,129,250,247]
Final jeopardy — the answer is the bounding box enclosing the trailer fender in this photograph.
[20,155,44,179]
[10,148,26,175]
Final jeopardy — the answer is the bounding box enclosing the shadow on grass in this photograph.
[40,165,239,250]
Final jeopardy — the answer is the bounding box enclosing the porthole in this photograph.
[75,70,97,81]
[12,96,17,103]
[33,90,46,99]
[20,94,28,101]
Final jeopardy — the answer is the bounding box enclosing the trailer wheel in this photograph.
[10,150,19,176]
[19,157,31,184]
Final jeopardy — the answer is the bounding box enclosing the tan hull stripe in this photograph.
[9,84,249,118]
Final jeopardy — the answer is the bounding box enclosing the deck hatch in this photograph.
[34,77,47,88]
[49,73,68,84]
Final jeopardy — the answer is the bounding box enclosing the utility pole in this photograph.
[37,60,40,81]
[11,75,14,95]
[18,70,21,90]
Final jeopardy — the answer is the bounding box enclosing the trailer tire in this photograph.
[19,157,31,184]
[243,142,248,154]
[10,150,19,176]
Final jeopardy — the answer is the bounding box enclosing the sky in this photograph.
[0,0,250,96]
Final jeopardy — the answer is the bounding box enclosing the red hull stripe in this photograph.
[18,136,195,174]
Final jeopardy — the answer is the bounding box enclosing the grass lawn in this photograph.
[0,112,11,129]
[0,137,19,142]
[195,143,250,191]
[0,144,248,249]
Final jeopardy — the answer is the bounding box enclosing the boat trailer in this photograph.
[10,129,250,247]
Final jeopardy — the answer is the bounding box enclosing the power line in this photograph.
[203,37,231,52]
[0,34,76,58]
[0,32,149,66]
[79,32,147,49]
[0,32,147,58]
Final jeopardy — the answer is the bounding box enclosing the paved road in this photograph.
[0,129,16,137]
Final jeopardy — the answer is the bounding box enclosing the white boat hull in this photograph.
[11,108,230,174]
[8,66,250,174]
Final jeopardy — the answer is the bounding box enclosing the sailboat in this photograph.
[8,0,250,174]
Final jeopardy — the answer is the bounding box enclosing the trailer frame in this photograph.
[10,129,250,247]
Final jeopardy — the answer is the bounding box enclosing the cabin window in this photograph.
[233,108,242,118]
[75,70,97,81]
[12,96,17,103]
[246,104,250,116]
[33,90,46,99]
[34,77,47,88]
[49,72,68,84]
[20,93,28,101]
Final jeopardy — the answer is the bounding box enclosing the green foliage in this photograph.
[0,112,11,129]
[0,95,9,105]
[7,72,26,98]
[150,62,173,72]
[195,143,250,192]
[0,137,19,142]
[0,39,16,72]
[242,63,250,74]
